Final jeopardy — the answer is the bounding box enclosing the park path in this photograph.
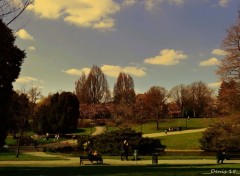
[143,128,207,138]
[92,126,106,136]
[0,151,221,166]
[1,151,240,166]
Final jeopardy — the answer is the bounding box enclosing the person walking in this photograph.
[121,139,129,160]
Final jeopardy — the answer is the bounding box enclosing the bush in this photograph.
[200,114,240,152]
[48,146,75,153]
[77,129,165,155]
[20,136,35,146]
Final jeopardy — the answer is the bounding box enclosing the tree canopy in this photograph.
[33,92,79,134]
[217,9,240,81]
[0,19,25,147]
[113,72,135,104]
[75,65,110,104]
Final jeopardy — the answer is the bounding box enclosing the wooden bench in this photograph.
[80,154,103,165]
[216,153,240,164]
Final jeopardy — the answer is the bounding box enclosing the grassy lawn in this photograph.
[133,118,216,134]
[1,165,240,176]
[0,151,66,161]
[159,132,203,150]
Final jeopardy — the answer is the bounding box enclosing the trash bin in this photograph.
[134,150,138,160]
[152,153,158,164]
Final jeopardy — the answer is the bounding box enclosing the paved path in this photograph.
[1,152,240,166]
[92,126,106,136]
[143,128,207,138]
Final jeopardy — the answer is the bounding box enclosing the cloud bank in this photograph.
[27,0,120,30]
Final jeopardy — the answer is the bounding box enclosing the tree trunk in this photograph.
[156,120,160,130]
[16,136,21,158]
[16,129,24,158]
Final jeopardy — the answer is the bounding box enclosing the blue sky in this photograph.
[12,0,238,96]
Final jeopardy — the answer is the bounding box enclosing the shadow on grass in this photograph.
[1,164,239,176]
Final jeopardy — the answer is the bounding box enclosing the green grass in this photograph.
[133,118,217,134]
[0,152,66,161]
[159,132,203,150]
[1,165,240,176]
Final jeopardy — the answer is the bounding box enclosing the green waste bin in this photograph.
[152,153,158,164]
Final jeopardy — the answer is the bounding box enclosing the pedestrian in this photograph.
[121,139,129,160]
[46,132,49,141]
[165,129,168,134]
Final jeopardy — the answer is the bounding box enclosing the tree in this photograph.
[188,81,214,117]
[0,0,34,26]
[217,80,240,114]
[27,85,42,120]
[200,114,240,152]
[169,84,189,117]
[0,19,25,147]
[78,128,165,155]
[145,86,168,130]
[113,72,135,104]
[76,65,110,104]
[33,92,79,134]
[9,92,30,157]
[75,72,87,103]
[217,9,240,81]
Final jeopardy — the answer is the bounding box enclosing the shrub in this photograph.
[18,136,35,146]
[77,129,165,155]
[200,114,240,152]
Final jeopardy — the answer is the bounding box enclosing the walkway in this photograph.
[143,128,207,138]
[92,126,106,136]
[0,151,220,166]
[1,151,239,166]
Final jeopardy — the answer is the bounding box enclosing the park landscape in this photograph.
[1,0,240,176]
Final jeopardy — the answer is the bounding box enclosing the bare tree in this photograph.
[27,84,42,119]
[75,72,87,103]
[169,84,189,117]
[217,9,240,81]
[113,72,135,104]
[84,65,111,104]
[0,0,34,26]
[188,81,214,117]
[145,86,168,130]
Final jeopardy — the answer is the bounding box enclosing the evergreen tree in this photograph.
[0,20,25,147]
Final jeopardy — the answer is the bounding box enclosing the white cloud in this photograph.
[218,0,230,7]
[27,0,120,30]
[102,65,146,77]
[64,65,146,77]
[63,68,91,76]
[122,0,137,7]
[208,81,221,89]
[211,49,227,56]
[144,49,188,65]
[28,46,36,51]
[199,57,221,66]
[15,29,34,40]
[144,0,184,10]
[16,76,38,83]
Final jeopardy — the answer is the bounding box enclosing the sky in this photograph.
[12,0,239,96]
